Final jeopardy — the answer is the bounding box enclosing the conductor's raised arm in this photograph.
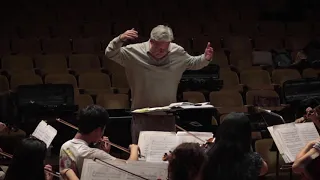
[105,28,138,66]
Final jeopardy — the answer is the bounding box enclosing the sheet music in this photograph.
[176,131,213,144]
[32,120,57,148]
[81,159,127,180]
[138,131,175,161]
[81,159,168,180]
[125,161,168,180]
[274,123,305,162]
[267,126,291,163]
[147,134,177,162]
[295,122,320,144]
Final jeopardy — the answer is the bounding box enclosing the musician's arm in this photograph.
[259,160,268,176]
[292,148,319,173]
[297,140,317,160]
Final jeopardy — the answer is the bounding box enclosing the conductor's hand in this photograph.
[120,28,138,41]
[204,42,214,61]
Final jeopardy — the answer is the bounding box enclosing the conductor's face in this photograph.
[149,40,170,59]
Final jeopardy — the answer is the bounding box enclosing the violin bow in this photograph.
[0,151,61,178]
[56,118,145,158]
[175,124,206,143]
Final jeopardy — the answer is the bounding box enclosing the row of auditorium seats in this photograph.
[0,53,319,89]
[0,35,314,57]
[2,21,320,39]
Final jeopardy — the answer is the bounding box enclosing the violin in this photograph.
[162,135,215,162]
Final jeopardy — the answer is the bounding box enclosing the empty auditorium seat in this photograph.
[0,38,11,55]
[45,73,78,88]
[192,36,222,54]
[10,73,43,89]
[75,94,94,111]
[18,24,51,38]
[246,90,284,111]
[1,55,34,75]
[34,54,69,74]
[259,21,285,37]
[254,36,283,51]
[78,73,112,94]
[220,70,243,92]
[302,68,320,78]
[231,22,259,37]
[182,91,206,103]
[83,23,112,38]
[11,38,42,55]
[252,51,273,66]
[69,54,101,74]
[272,69,301,85]
[51,23,83,38]
[72,37,102,54]
[42,38,72,54]
[286,22,312,36]
[96,93,130,109]
[209,91,247,117]
[285,36,310,51]
[203,22,230,37]
[240,70,274,90]
[211,50,229,69]
[224,36,252,51]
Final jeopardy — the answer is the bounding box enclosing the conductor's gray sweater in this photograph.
[105,36,210,110]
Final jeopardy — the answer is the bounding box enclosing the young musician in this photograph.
[0,122,26,154]
[292,139,320,179]
[4,137,53,180]
[59,105,139,178]
[167,143,207,180]
[202,112,268,180]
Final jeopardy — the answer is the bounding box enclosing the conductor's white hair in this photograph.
[150,25,174,42]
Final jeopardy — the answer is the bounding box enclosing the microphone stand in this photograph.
[93,158,149,180]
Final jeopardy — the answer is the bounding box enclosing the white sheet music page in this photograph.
[143,132,177,162]
[81,159,127,180]
[295,122,320,144]
[125,161,168,180]
[176,131,213,144]
[267,126,290,163]
[138,131,175,161]
[274,123,305,162]
[32,120,57,148]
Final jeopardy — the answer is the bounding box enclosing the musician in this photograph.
[4,137,53,180]
[295,105,320,129]
[0,122,26,154]
[292,139,320,179]
[202,112,268,180]
[59,105,139,178]
[105,25,214,143]
[167,142,207,180]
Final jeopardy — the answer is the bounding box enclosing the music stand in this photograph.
[258,108,292,180]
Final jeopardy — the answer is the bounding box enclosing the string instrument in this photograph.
[162,124,215,161]
[56,118,145,158]
[0,151,61,178]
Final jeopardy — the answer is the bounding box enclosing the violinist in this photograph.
[0,122,26,154]
[202,112,268,180]
[4,137,54,180]
[59,105,140,178]
[167,143,207,180]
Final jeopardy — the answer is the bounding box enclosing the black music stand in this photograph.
[260,110,293,180]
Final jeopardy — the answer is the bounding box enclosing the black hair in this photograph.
[78,105,109,134]
[202,112,252,180]
[168,142,207,180]
[4,137,47,180]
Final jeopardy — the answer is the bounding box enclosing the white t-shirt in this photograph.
[59,138,116,177]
